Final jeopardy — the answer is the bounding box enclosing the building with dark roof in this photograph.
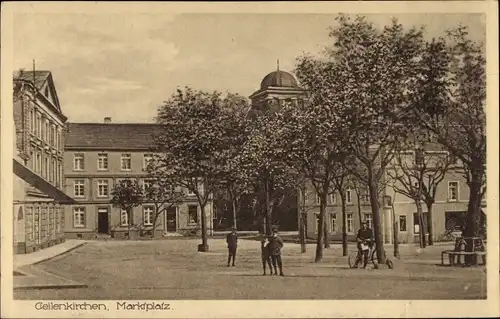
[63,119,213,239]
[13,70,74,254]
[249,63,305,112]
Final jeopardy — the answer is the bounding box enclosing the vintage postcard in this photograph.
[1,1,499,318]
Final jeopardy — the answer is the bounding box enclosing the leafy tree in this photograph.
[239,106,300,235]
[318,15,426,264]
[110,179,144,239]
[278,69,350,262]
[413,26,486,241]
[154,87,243,251]
[218,94,252,230]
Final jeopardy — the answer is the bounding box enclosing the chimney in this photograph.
[104,117,112,123]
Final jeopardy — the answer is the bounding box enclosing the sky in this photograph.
[13,12,485,123]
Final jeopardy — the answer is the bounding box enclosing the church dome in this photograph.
[260,70,299,89]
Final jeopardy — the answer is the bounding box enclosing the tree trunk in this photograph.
[299,212,306,253]
[415,200,426,248]
[127,207,132,240]
[199,203,209,252]
[299,187,307,253]
[464,168,483,239]
[315,199,325,262]
[229,189,237,229]
[152,213,158,238]
[463,167,484,265]
[323,218,330,249]
[391,201,400,258]
[340,194,348,257]
[356,190,363,227]
[425,201,434,246]
[367,168,386,264]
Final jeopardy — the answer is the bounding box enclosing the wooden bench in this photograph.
[441,250,487,266]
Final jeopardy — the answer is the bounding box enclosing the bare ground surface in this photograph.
[14,239,487,300]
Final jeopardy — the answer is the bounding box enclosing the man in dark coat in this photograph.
[226,228,238,267]
[261,235,272,275]
[269,227,284,276]
[355,221,373,268]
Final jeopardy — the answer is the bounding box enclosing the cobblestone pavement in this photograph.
[13,239,486,300]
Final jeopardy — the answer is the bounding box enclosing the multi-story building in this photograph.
[13,69,74,254]
[250,67,485,243]
[63,119,214,239]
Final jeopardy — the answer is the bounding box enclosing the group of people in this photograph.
[225,222,374,274]
[226,226,285,276]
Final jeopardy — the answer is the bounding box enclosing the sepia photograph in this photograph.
[1,1,498,318]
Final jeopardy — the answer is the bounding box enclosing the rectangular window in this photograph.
[97,153,108,171]
[51,159,56,183]
[97,180,109,197]
[55,207,60,233]
[364,213,373,229]
[35,152,41,174]
[73,153,84,171]
[362,189,370,203]
[316,192,321,205]
[74,180,85,197]
[73,207,85,228]
[143,179,153,191]
[121,153,131,171]
[347,213,353,233]
[329,193,336,205]
[188,205,198,224]
[143,153,153,170]
[120,209,129,226]
[143,207,154,226]
[331,214,337,233]
[399,215,407,232]
[37,114,42,138]
[448,181,459,201]
[26,207,33,241]
[44,157,49,179]
[57,131,61,151]
[346,189,352,204]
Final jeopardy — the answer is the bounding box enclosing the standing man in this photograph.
[269,226,284,276]
[226,227,238,267]
[261,235,272,275]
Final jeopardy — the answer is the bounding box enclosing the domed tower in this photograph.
[249,60,305,112]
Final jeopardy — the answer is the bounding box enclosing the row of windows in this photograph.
[315,181,461,205]
[315,213,439,235]
[30,108,63,150]
[30,149,63,187]
[73,179,196,198]
[316,213,369,234]
[72,205,199,228]
[73,153,153,172]
[25,206,64,242]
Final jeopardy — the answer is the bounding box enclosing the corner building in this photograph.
[63,120,213,239]
[13,70,74,254]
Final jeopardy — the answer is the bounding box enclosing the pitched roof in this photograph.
[14,70,51,90]
[65,123,163,150]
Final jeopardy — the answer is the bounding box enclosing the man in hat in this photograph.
[226,228,238,267]
[268,227,284,276]
[355,221,373,268]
